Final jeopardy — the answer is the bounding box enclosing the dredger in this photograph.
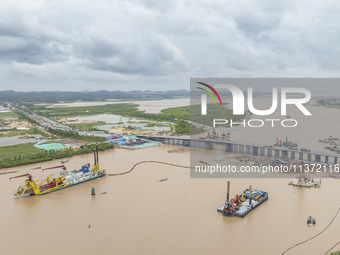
[10,145,106,197]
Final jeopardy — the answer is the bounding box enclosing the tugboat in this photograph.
[217,181,268,218]
[10,144,106,197]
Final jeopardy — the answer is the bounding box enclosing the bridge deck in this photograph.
[137,135,339,164]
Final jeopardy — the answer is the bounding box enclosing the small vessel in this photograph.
[288,176,321,188]
[217,181,268,218]
[10,145,106,197]
[307,216,316,225]
[288,163,321,188]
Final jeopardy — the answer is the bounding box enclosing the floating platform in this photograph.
[217,188,268,218]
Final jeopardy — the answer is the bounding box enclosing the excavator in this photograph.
[223,194,241,215]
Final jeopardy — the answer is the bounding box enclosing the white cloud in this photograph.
[0,0,340,91]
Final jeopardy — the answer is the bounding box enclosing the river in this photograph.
[1,145,340,254]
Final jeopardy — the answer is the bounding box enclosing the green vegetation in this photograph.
[0,90,189,103]
[13,109,39,125]
[47,128,105,142]
[160,104,244,134]
[0,112,17,119]
[330,252,340,255]
[25,103,140,118]
[162,104,245,126]
[0,143,115,169]
[0,143,44,161]
[161,105,190,119]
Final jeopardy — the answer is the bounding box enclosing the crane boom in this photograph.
[9,173,32,181]
[42,165,66,171]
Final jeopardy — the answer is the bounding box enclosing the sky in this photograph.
[1,0,340,91]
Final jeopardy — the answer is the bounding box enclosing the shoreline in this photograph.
[0,146,115,170]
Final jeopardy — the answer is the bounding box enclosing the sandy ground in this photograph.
[6,120,32,129]
[108,125,157,135]
[59,117,98,125]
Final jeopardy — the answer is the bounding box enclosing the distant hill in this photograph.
[0,89,189,103]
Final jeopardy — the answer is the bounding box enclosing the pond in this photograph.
[0,135,43,146]
[68,114,172,132]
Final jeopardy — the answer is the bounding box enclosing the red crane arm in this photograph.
[42,165,66,171]
[9,173,32,180]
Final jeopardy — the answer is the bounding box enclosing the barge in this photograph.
[217,181,268,218]
[10,145,106,197]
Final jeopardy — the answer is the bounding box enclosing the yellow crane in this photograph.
[10,173,68,197]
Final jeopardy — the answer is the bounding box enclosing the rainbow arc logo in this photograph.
[196,82,222,115]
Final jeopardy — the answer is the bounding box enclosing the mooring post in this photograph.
[249,185,252,206]
[226,181,230,202]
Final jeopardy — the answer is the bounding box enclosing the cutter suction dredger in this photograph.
[10,144,106,197]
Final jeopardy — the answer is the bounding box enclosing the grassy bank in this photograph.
[0,143,115,169]
[0,112,17,119]
[0,143,43,161]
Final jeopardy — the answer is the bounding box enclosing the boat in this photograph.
[307,216,316,225]
[288,164,321,188]
[288,176,321,188]
[217,182,268,218]
[10,145,106,197]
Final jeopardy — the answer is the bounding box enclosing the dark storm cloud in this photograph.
[0,0,340,91]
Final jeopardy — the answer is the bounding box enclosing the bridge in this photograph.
[137,135,340,164]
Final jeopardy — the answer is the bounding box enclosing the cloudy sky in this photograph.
[1,0,340,91]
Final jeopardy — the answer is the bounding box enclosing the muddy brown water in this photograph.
[1,145,340,255]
